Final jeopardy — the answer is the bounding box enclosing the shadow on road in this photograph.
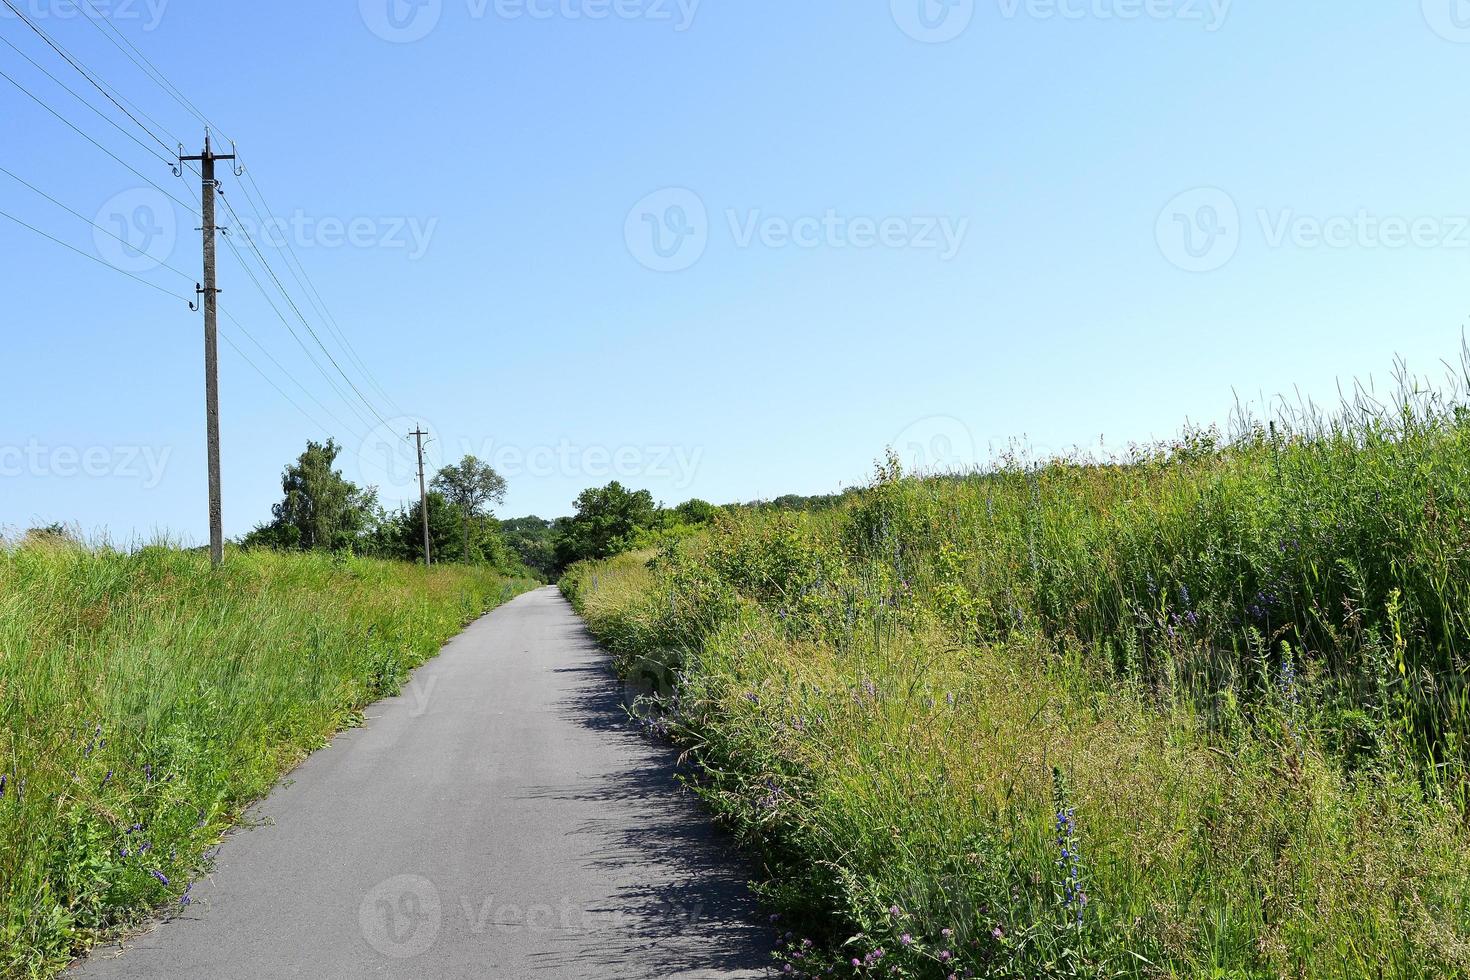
[519,620,772,978]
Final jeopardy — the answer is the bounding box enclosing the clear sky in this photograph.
[3,1,1469,543]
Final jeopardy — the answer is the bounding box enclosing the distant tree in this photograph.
[431,456,508,564]
[672,498,719,526]
[500,516,558,579]
[244,440,377,552]
[552,481,658,569]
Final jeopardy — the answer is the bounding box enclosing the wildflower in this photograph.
[1053,767,1087,928]
[899,934,913,946]
[1280,647,1299,708]
[888,905,901,918]
[939,950,953,962]
[100,770,113,790]
[150,870,169,886]
[180,884,192,908]
[0,774,6,799]
[941,928,952,939]
[991,926,1003,941]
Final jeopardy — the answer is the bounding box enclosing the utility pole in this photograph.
[179,131,236,568]
[410,427,431,566]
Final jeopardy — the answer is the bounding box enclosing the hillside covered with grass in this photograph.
[0,545,536,977]
[563,374,1470,979]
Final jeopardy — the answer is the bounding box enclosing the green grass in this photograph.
[562,369,1470,979]
[0,543,536,977]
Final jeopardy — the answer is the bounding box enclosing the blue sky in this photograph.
[3,0,1469,543]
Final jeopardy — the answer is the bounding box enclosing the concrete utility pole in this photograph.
[179,131,236,568]
[410,427,431,566]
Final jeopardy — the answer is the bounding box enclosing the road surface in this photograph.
[72,587,769,979]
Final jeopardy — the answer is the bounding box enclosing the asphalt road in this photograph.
[72,586,769,979]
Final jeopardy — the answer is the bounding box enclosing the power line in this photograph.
[218,306,373,446]
[217,188,401,434]
[0,164,196,284]
[0,162,387,463]
[74,0,230,145]
[235,166,407,418]
[0,66,200,218]
[216,227,379,434]
[0,0,176,154]
[0,32,174,168]
[0,205,192,301]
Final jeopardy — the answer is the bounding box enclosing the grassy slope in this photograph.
[0,544,536,977]
[563,399,1470,979]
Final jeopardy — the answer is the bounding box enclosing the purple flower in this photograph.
[899,934,913,946]
[150,870,169,886]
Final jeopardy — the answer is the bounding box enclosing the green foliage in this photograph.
[431,456,509,564]
[561,367,1470,980]
[499,516,559,579]
[242,440,377,552]
[0,544,536,977]
[552,481,660,569]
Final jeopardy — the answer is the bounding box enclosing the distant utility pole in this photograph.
[178,131,237,569]
[410,427,431,566]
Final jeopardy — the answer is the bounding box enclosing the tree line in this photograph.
[241,440,848,579]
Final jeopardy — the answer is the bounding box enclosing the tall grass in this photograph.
[0,543,535,978]
[563,364,1470,979]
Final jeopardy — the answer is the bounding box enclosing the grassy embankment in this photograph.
[0,544,536,977]
[563,378,1470,979]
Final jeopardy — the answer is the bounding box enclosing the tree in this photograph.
[244,440,377,552]
[673,498,719,526]
[552,481,658,570]
[431,456,508,564]
[501,516,558,579]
